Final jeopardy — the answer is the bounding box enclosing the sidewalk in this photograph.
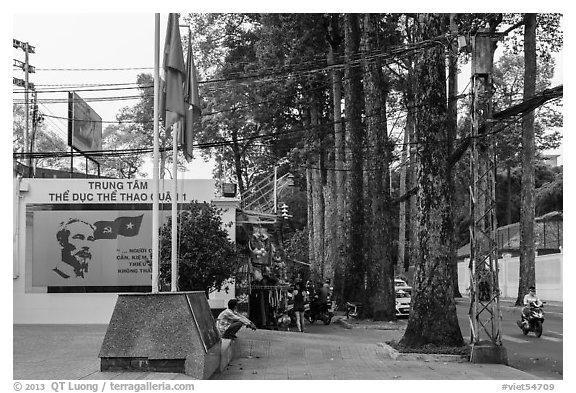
[13,322,539,381]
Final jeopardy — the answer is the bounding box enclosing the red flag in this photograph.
[181,29,202,162]
[93,215,144,240]
[162,13,186,131]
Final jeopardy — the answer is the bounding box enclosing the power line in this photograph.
[36,67,152,71]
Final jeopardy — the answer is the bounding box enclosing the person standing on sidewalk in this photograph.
[293,283,306,332]
[216,299,257,340]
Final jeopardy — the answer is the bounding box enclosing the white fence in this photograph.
[458,252,563,302]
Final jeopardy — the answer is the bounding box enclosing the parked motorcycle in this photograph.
[516,301,546,337]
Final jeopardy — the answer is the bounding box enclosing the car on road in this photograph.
[395,289,411,317]
[394,278,412,295]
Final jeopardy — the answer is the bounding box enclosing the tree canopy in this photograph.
[159,202,239,297]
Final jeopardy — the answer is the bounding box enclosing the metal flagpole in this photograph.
[171,122,178,292]
[152,14,160,293]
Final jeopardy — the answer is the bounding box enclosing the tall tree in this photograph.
[361,13,395,321]
[326,13,346,302]
[394,15,419,274]
[400,13,463,348]
[517,13,537,306]
[309,101,326,279]
[447,13,462,297]
[342,13,365,304]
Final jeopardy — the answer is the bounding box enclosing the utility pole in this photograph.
[30,90,42,178]
[468,29,507,364]
[13,39,35,177]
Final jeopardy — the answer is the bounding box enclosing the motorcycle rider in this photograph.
[522,286,543,323]
[312,283,329,314]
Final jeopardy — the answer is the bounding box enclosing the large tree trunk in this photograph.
[326,14,344,291]
[402,17,419,275]
[310,104,325,280]
[447,14,462,298]
[231,131,246,196]
[323,165,336,282]
[361,13,395,321]
[400,13,463,348]
[398,124,408,270]
[506,164,512,225]
[306,110,315,275]
[342,13,365,303]
[517,13,537,305]
[407,80,418,276]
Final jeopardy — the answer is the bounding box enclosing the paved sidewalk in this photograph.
[215,328,537,380]
[13,323,539,381]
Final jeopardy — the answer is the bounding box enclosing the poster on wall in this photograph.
[31,210,154,287]
[23,178,218,291]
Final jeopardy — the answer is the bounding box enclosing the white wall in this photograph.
[458,252,563,302]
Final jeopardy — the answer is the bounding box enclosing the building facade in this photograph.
[13,176,239,324]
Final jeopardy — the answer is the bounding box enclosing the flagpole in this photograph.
[171,123,178,292]
[152,13,161,293]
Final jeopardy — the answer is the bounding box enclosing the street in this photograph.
[455,301,563,380]
[296,301,562,380]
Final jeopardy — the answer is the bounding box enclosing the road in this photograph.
[455,300,563,380]
[299,301,562,380]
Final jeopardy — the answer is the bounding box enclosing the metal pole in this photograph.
[24,44,30,176]
[152,13,161,293]
[171,123,178,292]
[30,90,38,178]
[469,30,505,360]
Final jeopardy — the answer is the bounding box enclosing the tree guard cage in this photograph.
[468,30,503,348]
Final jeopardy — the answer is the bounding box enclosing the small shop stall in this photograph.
[235,211,291,329]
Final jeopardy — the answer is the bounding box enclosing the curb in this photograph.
[374,342,468,363]
[334,317,353,329]
[334,316,404,331]
[336,319,467,364]
[395,351,469,363]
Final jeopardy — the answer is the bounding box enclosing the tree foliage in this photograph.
[13,103,68,171]
[159,202,239,297]
[97,73,188,179]
[492,54,562,168]
[181,12,561,323]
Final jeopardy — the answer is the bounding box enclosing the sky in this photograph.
[8,10,565,176]
[10,13,216,179]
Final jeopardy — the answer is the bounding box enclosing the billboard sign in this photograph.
[68,92,102,153]
[25,179,217,290]
[32,210,153,287]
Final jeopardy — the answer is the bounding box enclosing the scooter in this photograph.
[516,301,546,338]
[305,297,333,325]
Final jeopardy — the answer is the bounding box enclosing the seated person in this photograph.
[522,286,543,319]
[216,299,256,340]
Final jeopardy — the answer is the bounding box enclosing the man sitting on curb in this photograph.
[216,299,257,340]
